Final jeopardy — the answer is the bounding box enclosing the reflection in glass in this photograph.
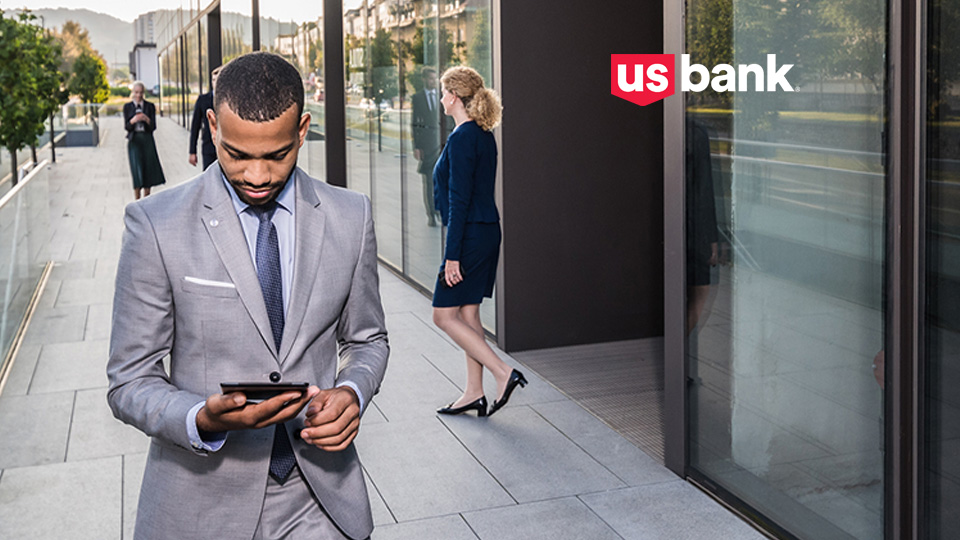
[257,3,325,178]
[342,0,495,333]
[926,1,960,536]
[685,1,886,538]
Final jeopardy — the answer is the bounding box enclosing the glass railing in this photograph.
[0,161,51,393]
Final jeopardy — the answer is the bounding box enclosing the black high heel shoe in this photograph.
[488,370,528,416]
[437,396,488,417]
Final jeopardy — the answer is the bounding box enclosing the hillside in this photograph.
[16,8,133,69]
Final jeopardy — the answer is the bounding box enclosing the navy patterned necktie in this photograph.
[251,202,296,484]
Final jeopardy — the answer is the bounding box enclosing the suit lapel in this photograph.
[200,168,278,359]
[279,170,325,364]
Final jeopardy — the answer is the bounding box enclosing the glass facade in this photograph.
[926,1,960,537]
[683,0,886,538]
[258,3,325,180]
[342,0,496,331]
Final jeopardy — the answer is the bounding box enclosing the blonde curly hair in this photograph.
[440,66,502,131]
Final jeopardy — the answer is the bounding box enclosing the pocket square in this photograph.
[183,276,236,289]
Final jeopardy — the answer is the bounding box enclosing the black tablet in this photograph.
[220,382,310,402]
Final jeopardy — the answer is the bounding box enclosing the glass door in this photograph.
[925,0,960,536]
[683,0,887,538]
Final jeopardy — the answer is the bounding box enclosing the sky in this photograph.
[2,0,364,23]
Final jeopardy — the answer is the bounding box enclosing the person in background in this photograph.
[189,66,222,170]
[411,67,443,226]
[123,81,166,200]
[432,66,527,418]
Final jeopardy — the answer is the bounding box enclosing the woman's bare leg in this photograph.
[134,188,142,200]
[143,187,152,197]
[434,304,511,407]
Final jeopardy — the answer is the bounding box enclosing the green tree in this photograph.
[69,51,109,104]
[403,22,458,93]
[0,11,66,182]
[369,28,398,103]
[466,9,492,84]
[51,20,95,75]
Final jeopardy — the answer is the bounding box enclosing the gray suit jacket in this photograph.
[107,164,389,540]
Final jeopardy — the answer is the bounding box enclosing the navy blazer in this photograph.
[433,120,499,261]
[189,92,215,156]
[123,100,157,137]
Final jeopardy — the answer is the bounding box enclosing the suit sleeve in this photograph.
[444,131,475,261]
[145,102,157,134]
[107,202,207,452]
[189,99,203,154]
[123,103,135,133]
[335,195,389,414]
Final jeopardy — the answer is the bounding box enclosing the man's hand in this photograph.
[189,153,198,166]
[196,385,320,433]
[300,387,361,452]
[414,149,422,160]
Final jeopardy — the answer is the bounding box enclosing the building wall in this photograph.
[498,1,664,352]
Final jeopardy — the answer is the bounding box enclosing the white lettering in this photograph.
[711,64,736,92]
[646,64,669,92]
[738,64,764,91]
[681,54,709,92]
[617,64,645,92]
[766,55,794,91]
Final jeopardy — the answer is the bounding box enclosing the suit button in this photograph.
[269,371,281,382]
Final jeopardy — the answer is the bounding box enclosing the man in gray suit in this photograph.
[107,52,389,540]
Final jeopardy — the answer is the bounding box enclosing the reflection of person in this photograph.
[108,53,389,540]
[189,66,222,170]
[123,81,166,200]
[411,67,443,226]
[432,66,526,418]
[686,119,719,333]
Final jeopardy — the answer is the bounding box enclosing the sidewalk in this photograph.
[0,115,763,540]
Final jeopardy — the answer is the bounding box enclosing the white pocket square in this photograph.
[183,276,236,289]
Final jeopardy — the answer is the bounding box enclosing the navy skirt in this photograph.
[433,222,501,307]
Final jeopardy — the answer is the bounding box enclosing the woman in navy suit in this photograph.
[433,66,527,418]
[123,81,166,199]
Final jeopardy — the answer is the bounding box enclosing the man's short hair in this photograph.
[421,67,437,79]
[214,52,304,122]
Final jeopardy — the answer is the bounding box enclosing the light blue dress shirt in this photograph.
[186,172,364,454]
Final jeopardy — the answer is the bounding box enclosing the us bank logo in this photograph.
[611,54,796,107]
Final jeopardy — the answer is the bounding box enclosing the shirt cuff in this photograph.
[186,401,227,453]
[336,381,365,412]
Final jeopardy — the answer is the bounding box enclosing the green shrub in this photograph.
[110,86,131,97]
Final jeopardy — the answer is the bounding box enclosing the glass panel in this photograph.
[258,3,325,179]
[684,1,886,538]
[0,167,50,365]
[220,0,255,62]
[401,1,445,291]
[925,0,960,536]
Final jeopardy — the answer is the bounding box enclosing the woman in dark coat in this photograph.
[432,66,527,418]
[124,81,166,199]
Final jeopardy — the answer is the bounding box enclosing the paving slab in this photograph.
[29,339,109,394]
[0,455,122,540]
[21,304,87,345]
[463,497,622,540]
[67,387,149,462]
[372,515,479,540]
[532,400,677,487]
[440,406,625,503]
[1,342,41,397]
[357,417,514,521]
[0,391,74,469]
[580,482,765,540]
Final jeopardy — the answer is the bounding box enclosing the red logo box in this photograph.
[611,54,676,106]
